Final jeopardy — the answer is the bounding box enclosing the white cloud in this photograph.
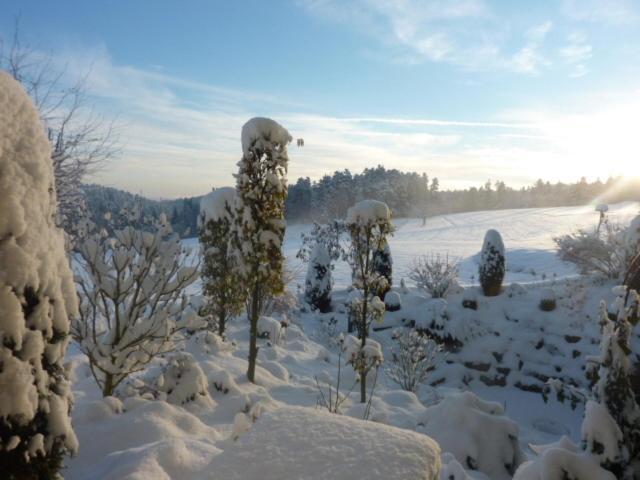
[561,0,640,25]
[298,0,553,74]
[558,31,592,77]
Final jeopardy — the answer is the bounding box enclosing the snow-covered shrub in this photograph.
[371,239,392,300]
[386,330,442,392]
[73,223,200,396]
[343,334,384,408]
[384,291,401,311]
[408,254,459,298]
[304,242,332,312]
[588,290,640,475]
[461,287,478,310]
[230,117,291,383]
[154,353,212,407]
[257,316,286,345]
[400,277,409,294]
[345,199,394,402]
[539,287,556,312]
[554,221,634,280]
[513,437,616,480]
[419,391,525,480]
[0,72,79,477]
[581,400,627,476]
[198,187,246,336]
[479,229,505,296]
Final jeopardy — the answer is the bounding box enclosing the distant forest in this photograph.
[83,166,640,238]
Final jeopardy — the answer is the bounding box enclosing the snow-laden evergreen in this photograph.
[199,187,245,336]
[479,228,506,296]
[304,242,332,312]
[231,117,291,383]
[0,72,79,477]
[371,239,392,300]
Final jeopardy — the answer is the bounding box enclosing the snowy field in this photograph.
[65,203,640,480]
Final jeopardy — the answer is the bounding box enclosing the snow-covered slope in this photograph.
[64,203,640,479]
[284,202,640,287]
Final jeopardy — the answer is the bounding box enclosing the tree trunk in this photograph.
[103,373,114,397]
[360,369,367,403]
[247,285,260,383]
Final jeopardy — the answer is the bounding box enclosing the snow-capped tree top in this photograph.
[595,204,609,213]
[199,187,235,225]
[346,199,391,225]
[482,228,505,254]
[241,117,292,157]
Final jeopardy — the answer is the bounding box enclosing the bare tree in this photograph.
[408,254,460,298]
[72,219,200,397]
[0,22,119,239]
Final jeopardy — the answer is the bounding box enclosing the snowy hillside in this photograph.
[60,203,640,479]
[287,202,640,287]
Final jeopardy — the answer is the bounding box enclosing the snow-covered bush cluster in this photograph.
[408,254,459,298]
[0,72,78,477]
[554,215,640,281]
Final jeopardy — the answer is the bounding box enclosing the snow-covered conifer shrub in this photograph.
[384,291,401,311]
[345,199,393,402]
[479,229,505,296]
[409,254,459,298]
[72,222,200,397]
[386,330,442,392]
[230,117,291,383]
[198,187,246,336]
[539,288,557,312]
[587,290,640,476]
[154,352,212,406]
[304,242,332,312]
[0,72,79,478]
[371,239,392,300]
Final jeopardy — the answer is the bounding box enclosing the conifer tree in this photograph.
[231,118,291,383]
[0,72,78,479]
[199,187,246,336]
[479,229,505,296]
[372,239,393,300]
[304,243,332,313]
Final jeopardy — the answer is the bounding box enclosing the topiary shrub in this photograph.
[479,229,505,296]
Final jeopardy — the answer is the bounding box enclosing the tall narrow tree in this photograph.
[199,187,246,336]
[0,72,79,479]
[231,118,291,383]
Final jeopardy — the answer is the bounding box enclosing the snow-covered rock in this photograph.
[214,406,441,479]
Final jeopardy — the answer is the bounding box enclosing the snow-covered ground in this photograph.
[65,203,640,479]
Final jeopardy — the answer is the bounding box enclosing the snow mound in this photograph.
[213,406,441,479]
[199,187,235,225]
[419,391,524,480]
[346,199,391,224]
[241,117,292,156]
[513,446,615,480]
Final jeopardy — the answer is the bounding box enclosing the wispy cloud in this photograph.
[47,44,640,197]
[561,0,640,25]
[558,31,592,77]
[298,0,553,74]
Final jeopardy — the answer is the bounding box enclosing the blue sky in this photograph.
[2,0,640,198]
